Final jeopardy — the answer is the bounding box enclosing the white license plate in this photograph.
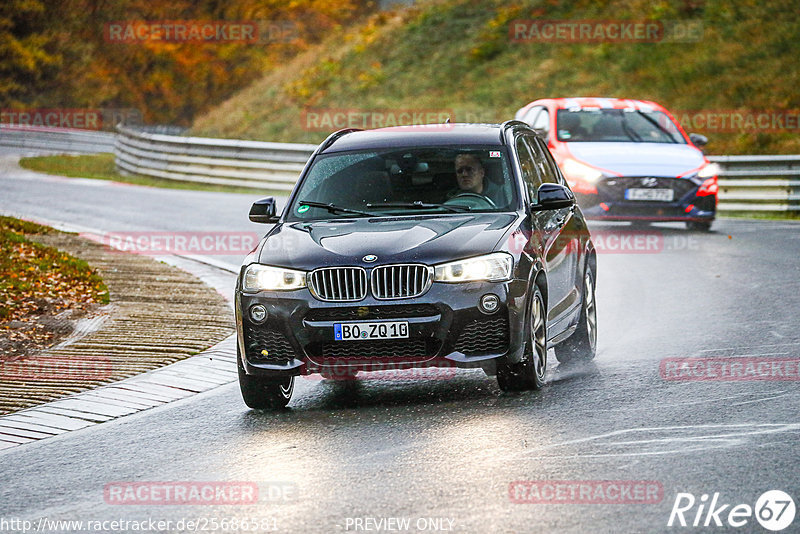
[625,188,674,201]
[334,321,409,341]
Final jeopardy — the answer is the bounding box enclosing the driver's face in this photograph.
[455,155,485,194]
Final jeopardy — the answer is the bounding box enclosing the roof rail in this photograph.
[318,128,362,152]
[499,120,531,144]
[500,120,530,131]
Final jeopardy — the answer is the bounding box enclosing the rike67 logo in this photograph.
[668,490,796,531]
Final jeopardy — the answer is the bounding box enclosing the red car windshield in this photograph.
[556,108,686,143]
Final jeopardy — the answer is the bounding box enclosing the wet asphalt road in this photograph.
[1,162,800,533]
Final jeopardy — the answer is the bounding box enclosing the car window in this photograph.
[536,136,568,185]
[535,136,567,185]
[515,136,542,203]
[532,109,550,133]
[525,134,559,184]
[522,106,543,126]
[556,108,686,143]
[287,146,517,220]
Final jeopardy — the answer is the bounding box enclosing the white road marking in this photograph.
[699,341,800,353]
[731,393,792,407]
[520,423,800,459]
[594,392,773,411]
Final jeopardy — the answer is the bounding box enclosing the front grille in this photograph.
[305,304,439,322]
[311,338,439,360]
[454,317,509,355]
[597,177,696,202]
[308,267,367,302]
[244,326,296,362]
[371,264,432,300]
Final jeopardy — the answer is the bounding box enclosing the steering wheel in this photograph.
[444,192,496,209]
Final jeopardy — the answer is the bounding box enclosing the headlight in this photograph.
[561,158,604,184]
[697,162,721,178]
[434,253,513,283]
[243,264,307,292]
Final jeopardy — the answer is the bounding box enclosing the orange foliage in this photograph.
[1,0,375,126]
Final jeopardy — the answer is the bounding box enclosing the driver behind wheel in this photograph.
[452,153,486,195]
[447,153,502,207]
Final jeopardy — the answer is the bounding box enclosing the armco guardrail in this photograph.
[709,155,800,212]
[114,125,316,191]
[2,125,799,211]
[0,125,115,154]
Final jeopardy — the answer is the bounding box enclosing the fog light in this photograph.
[249,304,267,323]
[480,294,500,314]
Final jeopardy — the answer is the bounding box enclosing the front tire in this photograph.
[497,286,547,391]
[686,220,712,232]
[554,268,597,364]
[237,350,294,409]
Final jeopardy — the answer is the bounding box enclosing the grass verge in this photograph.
[1,215,111,358]
[18,153,283,196]
[0,216,109,323]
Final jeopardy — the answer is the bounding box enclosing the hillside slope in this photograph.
[192,0,800,155]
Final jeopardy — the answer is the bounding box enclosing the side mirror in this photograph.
[249,197,279,223]
[531,183,575,211]
[689,133,708,148]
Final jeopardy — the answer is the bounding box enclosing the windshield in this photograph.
[287,146,517,220]
[556,108,686,143]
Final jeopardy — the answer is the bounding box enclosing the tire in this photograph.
[686,221,712,232]
[497,285,547,391]
[554,268,597,364]
[237,349,294,409]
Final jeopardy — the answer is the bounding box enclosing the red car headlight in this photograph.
[696,163,720,196]
[561,158,604,194]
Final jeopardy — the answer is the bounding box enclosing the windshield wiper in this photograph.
[620,115,643,142]
[297,200,378,217]
[366,201,471,213]
[633,110,680,143]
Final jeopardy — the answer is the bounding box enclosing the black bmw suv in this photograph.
[237,122,597,409]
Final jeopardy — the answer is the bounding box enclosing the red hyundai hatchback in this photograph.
[515,97,718,230]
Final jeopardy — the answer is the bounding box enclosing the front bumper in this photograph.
[577,176,716,222]
[236,279,528,377]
